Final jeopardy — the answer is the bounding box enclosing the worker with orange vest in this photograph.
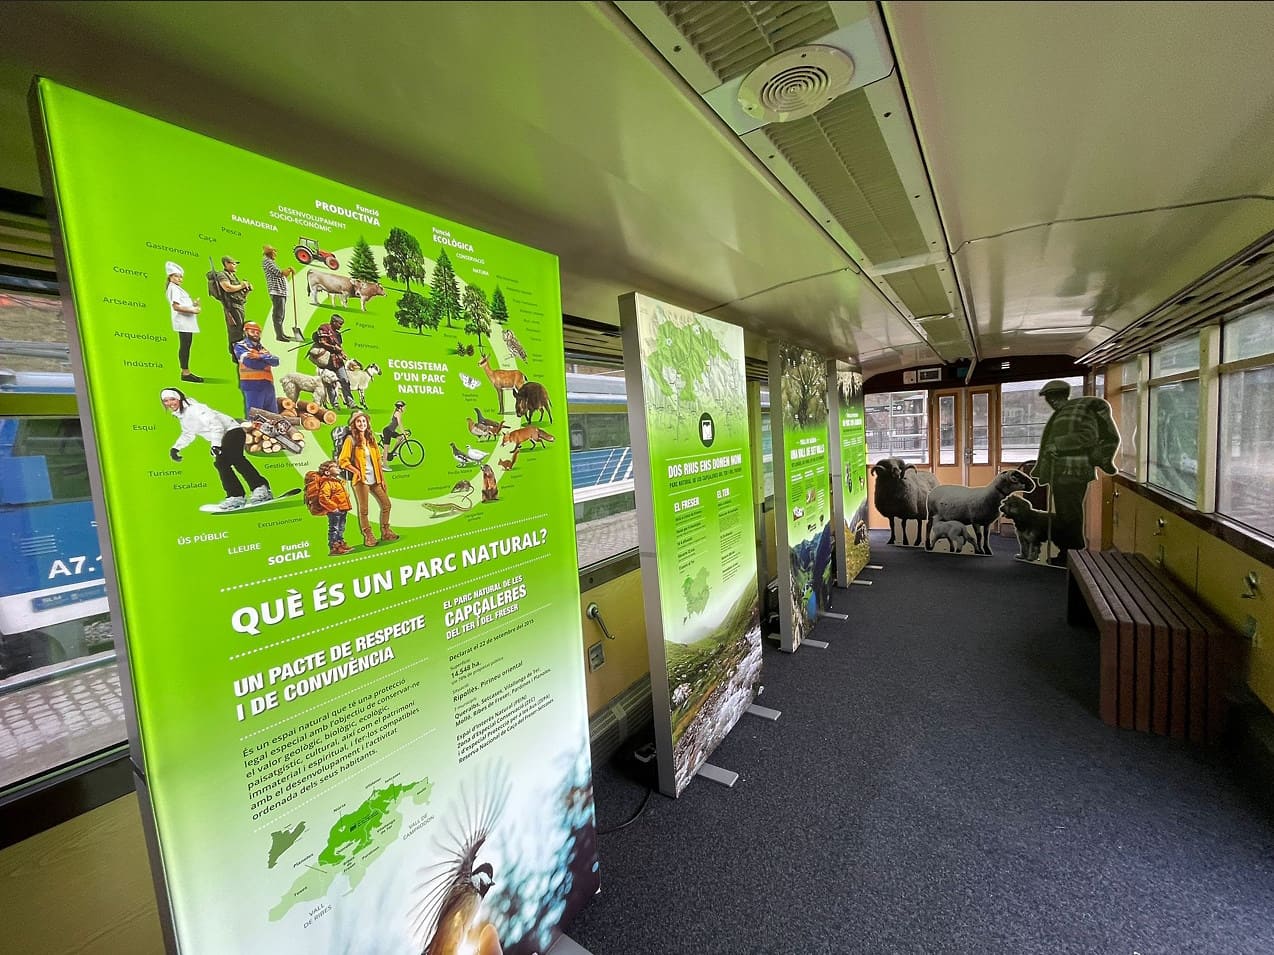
[232,321,280,415]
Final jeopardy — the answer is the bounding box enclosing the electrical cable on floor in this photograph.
[598,789,654,835]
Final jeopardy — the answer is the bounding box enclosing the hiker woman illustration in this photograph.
[337,409,399,547]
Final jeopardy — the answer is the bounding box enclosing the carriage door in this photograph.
[932,386,999,488]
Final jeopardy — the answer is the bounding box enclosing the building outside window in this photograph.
[566,369,638,567]
[1147,334,1200,503]
[0,285,126,794]
[1217,304,1274,538]
[865,390,928,464]
[999,376,1084,463]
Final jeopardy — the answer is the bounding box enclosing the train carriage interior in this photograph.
[2,2,1273,952]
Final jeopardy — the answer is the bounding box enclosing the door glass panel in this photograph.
[971,392,989,464]
[938,395,955,465]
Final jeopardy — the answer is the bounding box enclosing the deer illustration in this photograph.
[478,354,527,414]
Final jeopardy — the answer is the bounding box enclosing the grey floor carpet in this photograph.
[564,532,1274,955]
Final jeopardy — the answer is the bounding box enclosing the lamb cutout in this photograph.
[928,520,976,554]
[925,470,1036,556]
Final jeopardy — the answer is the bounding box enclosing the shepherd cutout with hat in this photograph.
[1035,379,1120,565]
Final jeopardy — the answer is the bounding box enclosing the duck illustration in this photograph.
[450,442,479,467]
[464,444,486,461]
[409,766,510,955]
[467,418,499,441]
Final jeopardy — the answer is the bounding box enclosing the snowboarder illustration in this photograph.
[161,387,271,510]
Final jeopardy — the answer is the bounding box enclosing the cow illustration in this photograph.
[308,272,385,311]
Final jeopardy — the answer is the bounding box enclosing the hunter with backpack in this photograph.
[207,254,252,362]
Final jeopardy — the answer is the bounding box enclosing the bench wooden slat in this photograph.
[1087,556,1152,730]
[1068,552,1120,725]
[1107,552,1197,738]
[1066,549,1233,744]
[1118,554,1226,743]
[1115,554,1198,741]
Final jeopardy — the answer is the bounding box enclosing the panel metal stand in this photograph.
[548,933,595,955]
[819,610,849,620]
[746,703,781,720]
[851,579,873,586]
[866,564,884,570]
[804,638,830,649]
[697,762,740,787]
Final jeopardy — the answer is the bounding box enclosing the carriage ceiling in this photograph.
[0,2,1271,376]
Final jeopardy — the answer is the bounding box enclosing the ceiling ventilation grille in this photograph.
[657,0,838,83]
[738,45,854,123]
[1082,229,1274,365]
[764,91,928,263]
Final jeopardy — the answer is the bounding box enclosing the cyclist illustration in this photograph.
[381,400,423,468]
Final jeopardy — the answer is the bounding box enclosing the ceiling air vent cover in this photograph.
[737,45,854,124]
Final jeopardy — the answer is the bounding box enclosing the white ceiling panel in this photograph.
[886,0,1274,356]
[0,0,928,370]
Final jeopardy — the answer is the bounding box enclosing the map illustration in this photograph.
[269,777,433,921]
[267,822,306,869]
[681,567,711,621]
[641,307,744,434]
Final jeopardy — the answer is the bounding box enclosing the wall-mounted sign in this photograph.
[35,79,597,955]
[620,293,760,796]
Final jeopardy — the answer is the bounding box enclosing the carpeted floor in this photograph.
[564,533,1274,954]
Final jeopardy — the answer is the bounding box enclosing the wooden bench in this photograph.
[1067,550,1233,743]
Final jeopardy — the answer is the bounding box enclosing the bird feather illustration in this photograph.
[408,764,511,955]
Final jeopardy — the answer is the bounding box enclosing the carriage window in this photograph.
[1218,305,1274,537]
[1107,360,1139,476]
[1,280,128,795]
[999,376,1085,463]
[937,394,955,465]
[865,390,928,464]
[0,414,125,794]
[566,369,638,568]
[1147,334,1200,504]
[970,391,989,464]
[759,405,774,500]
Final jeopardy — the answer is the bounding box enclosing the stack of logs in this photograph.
[242,398,339,454]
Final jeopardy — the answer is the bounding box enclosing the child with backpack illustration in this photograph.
[304,460,353,556]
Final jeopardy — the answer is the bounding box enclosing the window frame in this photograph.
[1214,300,1274,539]
[864,389,930,465]
[1145,332,1204,505]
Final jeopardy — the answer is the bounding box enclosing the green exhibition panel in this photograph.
[769,342,832,652]
[35,79,597,954]
[619,293,760,797]
[830,361,869,585]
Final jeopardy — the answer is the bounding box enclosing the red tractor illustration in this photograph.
[292,237,340,270]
